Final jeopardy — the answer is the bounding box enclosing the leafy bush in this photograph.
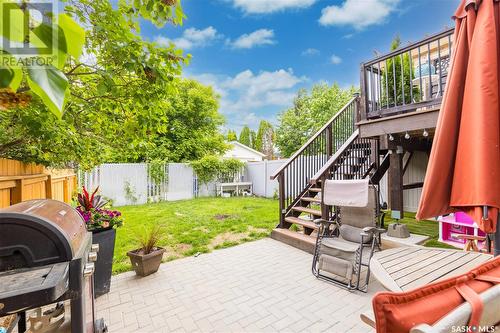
[191,156,245,184]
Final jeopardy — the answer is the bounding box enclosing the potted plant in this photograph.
[127,225,165,277]
[76,187,123,297]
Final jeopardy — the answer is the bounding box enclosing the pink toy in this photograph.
[438,211,487,249]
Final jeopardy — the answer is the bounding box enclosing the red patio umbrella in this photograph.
[416,0,500,255]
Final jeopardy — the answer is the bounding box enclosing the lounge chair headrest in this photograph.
[323,179,369,207]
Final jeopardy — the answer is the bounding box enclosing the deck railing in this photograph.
[270,97,359,226]
[360,28,454,120]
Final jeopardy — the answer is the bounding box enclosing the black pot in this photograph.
[92,228,116,297]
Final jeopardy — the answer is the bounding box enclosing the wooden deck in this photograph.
[370,246,492,292]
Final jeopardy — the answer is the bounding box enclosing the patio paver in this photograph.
[96,238,382,332]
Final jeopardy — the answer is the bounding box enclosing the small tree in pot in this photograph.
[127,225,166,277]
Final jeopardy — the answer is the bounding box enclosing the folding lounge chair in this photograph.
[311,179,385,292]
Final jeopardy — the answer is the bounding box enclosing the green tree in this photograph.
[381,36,419,107]
[226,130,238,142]
[276,83,356,157]
[0,0,184,117]
[249,130,257,149]
[0,0,190,168]
[127,79,227,163]
[255,121,275,159]
[238,126,252,147]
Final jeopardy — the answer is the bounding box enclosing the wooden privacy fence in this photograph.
[0,159,77,208]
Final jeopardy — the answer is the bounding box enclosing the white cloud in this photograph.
[330,54,342,65]
[189,69,305,123]
[319,0,400,30]
[228,29,275,49]
[155,26,219,50]
[301,48,320,56]
[231,0,317,14]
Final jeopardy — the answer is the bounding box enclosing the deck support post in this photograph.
[388,143,404,220]
[320,175,329,220]
[278,173,285,228]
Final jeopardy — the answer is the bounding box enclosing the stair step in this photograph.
[285,216,317,230]
[292,206,322,216]
[308,187,321,193]
[301,196,321,203]
[271,228,316,254]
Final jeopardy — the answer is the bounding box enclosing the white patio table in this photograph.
[370,246,492,292]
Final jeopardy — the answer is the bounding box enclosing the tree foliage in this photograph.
[0,0,226,169]
[0,0,185,117]
[238,125,255,148]
[226,130,237,142]
[135,79,227,163]
[381,36,419,107]
[275,83,356,157]
[255,120,275,159]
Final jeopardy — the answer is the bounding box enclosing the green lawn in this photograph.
[112,197,278,274]
[112,198,457,274]
[384,211,458,249]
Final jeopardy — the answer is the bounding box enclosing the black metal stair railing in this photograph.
[270,97,360,228]
[309,130,377,220]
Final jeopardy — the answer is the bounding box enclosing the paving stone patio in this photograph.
[96,238,382,332]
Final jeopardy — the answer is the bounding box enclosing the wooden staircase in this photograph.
[270,97,383,253]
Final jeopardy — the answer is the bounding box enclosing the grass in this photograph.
[384,211,458,249]
[112,197,278,274]
[112,198,457,274]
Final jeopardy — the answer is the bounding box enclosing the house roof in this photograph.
[228,141,266,157]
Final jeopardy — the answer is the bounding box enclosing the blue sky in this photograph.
[140,0,458,133]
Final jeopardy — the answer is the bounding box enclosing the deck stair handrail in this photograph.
[270,97,360,225]
[309,129,373,185]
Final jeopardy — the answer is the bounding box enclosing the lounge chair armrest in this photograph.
[362,226,386,235]
[313,218,336,226]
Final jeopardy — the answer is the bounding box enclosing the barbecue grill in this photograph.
[0,200,106,333]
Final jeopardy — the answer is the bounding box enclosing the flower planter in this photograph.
[92,228,116,297]
[127,247,165,277]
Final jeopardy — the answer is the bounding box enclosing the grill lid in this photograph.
[0,200,87,271]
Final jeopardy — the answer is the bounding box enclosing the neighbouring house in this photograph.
[223,141,267,162]
[270,28,454,253]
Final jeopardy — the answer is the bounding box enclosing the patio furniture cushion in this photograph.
[320,237,359,261]
[339,186,377,229]
[319,255,353,281]
[340,224,373,244]
[322,237,359,252]
[323,179,369,207]
[409,284,500,333]
[372,256,500,333]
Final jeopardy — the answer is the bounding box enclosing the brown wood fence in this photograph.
[0,159,77,208]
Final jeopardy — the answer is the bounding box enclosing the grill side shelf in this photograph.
[0,262,69,315]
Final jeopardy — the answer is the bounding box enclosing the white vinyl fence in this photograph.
[246,159,287,198]
[79,156,425,211]
[79,163,168,206]
[79,161,279,206]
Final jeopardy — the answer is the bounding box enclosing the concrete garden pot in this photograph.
[127,247,165,277]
